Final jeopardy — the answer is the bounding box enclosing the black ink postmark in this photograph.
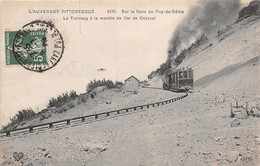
[12,20,64,72]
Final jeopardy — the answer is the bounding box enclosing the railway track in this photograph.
[0,90,188,140]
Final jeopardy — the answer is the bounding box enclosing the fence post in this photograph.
[117,110,120,114]
[49,123,53,128]
[236,99,238,108]
[95,115,98,119]
[107,113,109,116]
[29,127,33,133]
[134,107,136,111]
[245,102,249,116]
[6,131,10,137]
[231,103,234,118]
[147,105,149,108]
[67,120,70,125]
[82,117,85,122]
[141,106,143,110]
[126,109,128,112]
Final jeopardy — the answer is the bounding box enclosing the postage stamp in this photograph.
[5,30,47,65]
[5,20,64,72]
[5,31,20,65]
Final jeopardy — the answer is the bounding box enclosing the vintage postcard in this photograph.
[0,0,259,165]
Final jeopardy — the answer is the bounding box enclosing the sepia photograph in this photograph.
[0,0,259,165]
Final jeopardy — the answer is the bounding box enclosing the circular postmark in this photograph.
[12,20,64,72]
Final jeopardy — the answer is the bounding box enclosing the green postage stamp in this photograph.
[5,30,47,65]
[4,20,64,72]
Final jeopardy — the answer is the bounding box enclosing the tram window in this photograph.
[179,72,183,79]
[189,71,193,78]
[183,71,187,78]
[172,74,175,83]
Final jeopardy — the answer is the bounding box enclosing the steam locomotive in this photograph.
[162,67,194,92]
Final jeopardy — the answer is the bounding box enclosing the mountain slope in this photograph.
[177,15,260,93]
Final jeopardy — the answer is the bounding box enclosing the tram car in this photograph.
[162,67,194,92]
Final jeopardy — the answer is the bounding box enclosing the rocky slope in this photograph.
[177,14,260,94]
[1,90,259,166]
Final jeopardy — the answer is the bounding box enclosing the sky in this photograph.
[0,0,251,126]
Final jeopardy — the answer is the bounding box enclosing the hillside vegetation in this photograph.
[1,79,123,131]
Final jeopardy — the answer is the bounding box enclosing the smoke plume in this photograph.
[168,0,241,65]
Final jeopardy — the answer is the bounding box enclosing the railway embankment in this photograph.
[1,87,181,133]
